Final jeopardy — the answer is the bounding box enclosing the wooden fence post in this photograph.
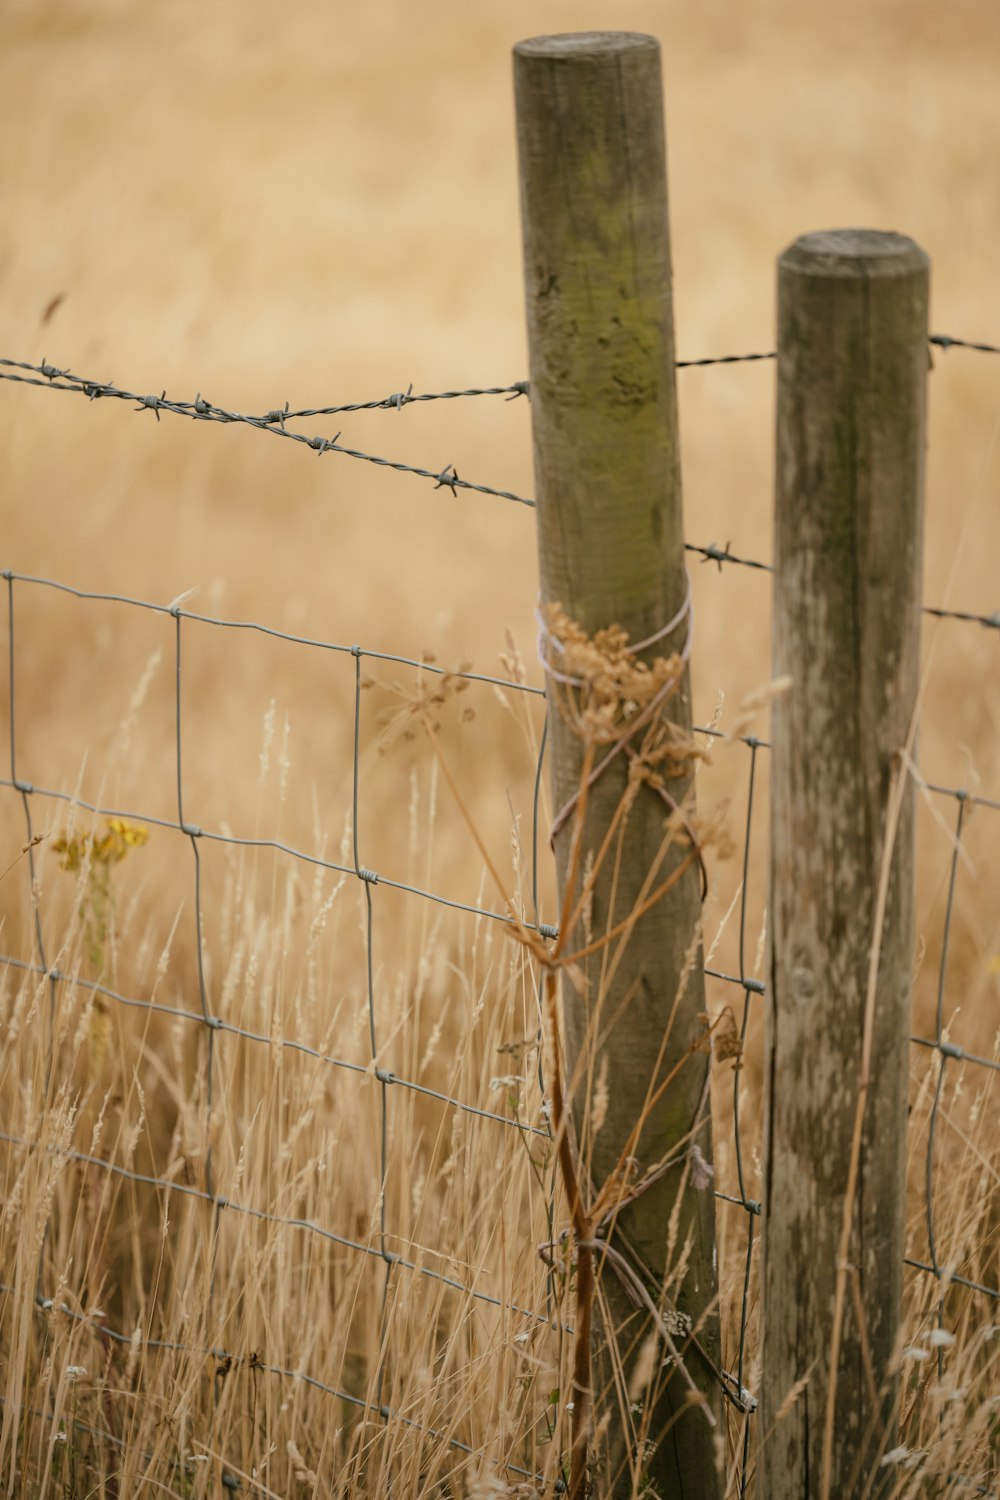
[762,229,929,1499]
[515,33,722,1498]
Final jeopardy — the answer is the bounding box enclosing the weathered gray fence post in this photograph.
[515,33,722,1498]
[762,230,928,1499]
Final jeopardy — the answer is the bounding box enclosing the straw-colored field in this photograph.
[1,2,998,1495]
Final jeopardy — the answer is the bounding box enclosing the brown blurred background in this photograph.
[2,0,998,1052]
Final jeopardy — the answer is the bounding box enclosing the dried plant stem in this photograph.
[819,752,910,1500]
[565,841,699,967]
[591,1028,715,1230]
[547,738,603,1499]
[543,965,593,1498]
[554,740,598,961]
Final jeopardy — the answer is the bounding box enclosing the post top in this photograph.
[780,229,929,278]
[514,32,659,61]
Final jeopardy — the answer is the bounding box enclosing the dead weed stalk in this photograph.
[419,602,726,1497]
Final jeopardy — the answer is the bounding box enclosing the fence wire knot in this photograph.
[135,391,167,420]
[701,541,733,571]
[434,464,459,495]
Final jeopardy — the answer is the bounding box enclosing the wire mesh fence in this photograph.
[0,337,997,1495]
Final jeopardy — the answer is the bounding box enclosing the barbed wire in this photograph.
[0,358,534,507]
[2,353,997,630]
[686,541,773,573]
[689,546,1000,632]
[675,351,775,368]
[929,333,1000,356]
[923,604,1000,631]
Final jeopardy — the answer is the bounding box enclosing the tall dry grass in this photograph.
[0,633,996,1496]
[1,694,569,1496]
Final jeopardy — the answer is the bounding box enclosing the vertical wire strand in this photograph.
[733,736,762,1495]
[6,578,50,1040]
[173,609,219,1346]
[732,738,760,1211]
[352,646,393,1439]
[530,711,548,936]
[926,793,967,1384]
[6,575,16,781]
[7,574,59,1314]
[530,709,562,1448]
[926,794,966,1278]
[736,1212,756,1499]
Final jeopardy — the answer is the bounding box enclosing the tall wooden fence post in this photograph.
[762,229,929,1499]
[515,33,722,1498]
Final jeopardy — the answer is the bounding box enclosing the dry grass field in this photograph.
[1,2,998,1495]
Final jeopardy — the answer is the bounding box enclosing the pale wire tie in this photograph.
[535,575,707,899]
[535,571,694,687]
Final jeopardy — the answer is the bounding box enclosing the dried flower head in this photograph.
[542,602,686,748]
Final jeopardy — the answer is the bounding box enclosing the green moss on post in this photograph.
[515,33,722,1499]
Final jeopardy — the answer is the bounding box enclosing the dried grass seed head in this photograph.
[542,603,686,744]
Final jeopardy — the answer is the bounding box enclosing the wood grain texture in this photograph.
[762,229,928,1499]
[515,33,722,1498]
